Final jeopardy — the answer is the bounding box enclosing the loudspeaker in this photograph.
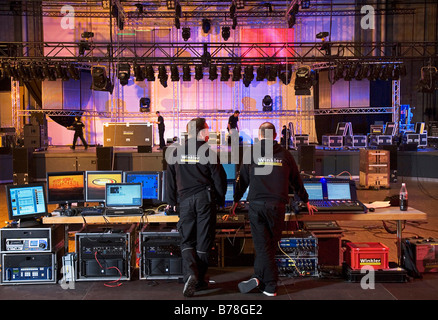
[96,146,113,170]
[298,145,315,173]
[137,146,152,153]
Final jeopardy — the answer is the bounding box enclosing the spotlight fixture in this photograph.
[133,64,145,81]
[139,97,150,112]
[158,65,168,88]
[256,65,267,81]
[267,65,278,82]
[202,19,211,33]
[262,95,273,111]
[201,43,211,67]
[171,65,180,81]
[68,64,80,80]
[278,66,292,85]
[287,13,296,28]
[145,65,155,81]
[294,66,315,96]
[301,0,310,9]
[232,65,242,81]
[182,27,190,41]
[195,65,203,80]
[43,65,56,81]
[117,63,130,86]
[135,4,144,14]
[243,65,254,87]
[355,64,369,81]
[182,65,191,81]
[78,40,90,56]
[209,65,218,81]
[91,66,114,93]
[81,32,94,39]
[222,26,231,41]
[220,65,230,81]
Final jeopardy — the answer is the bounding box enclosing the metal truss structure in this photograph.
[1,41,436,65]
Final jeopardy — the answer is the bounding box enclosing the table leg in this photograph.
[396,220,403,266]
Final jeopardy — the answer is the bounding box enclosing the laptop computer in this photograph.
[104,183,144,216]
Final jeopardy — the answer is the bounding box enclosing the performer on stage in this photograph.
[227,110,240,145]
[68,116,88,150]
[155,111,165,150]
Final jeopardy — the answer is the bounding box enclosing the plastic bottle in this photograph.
[399,183,408,211]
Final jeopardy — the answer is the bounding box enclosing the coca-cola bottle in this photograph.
[399,183,408,211]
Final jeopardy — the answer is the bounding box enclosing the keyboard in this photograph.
[300,200,367,213]
[105,208,144,216]
[79,207,105,216]
[216,214,247,228]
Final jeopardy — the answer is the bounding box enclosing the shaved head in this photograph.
[259,122,277,139]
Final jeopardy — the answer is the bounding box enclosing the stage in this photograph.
[1,143,438,184]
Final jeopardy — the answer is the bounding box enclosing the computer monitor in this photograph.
[224,181,235,205]
[85,171,123,203]
[303,181,324,200]
[5,183,49,223]
[123,171,162,205]
[326,182,351,200]
[46,171,85,205]
[223,163,237,180]
[105,183,142,207]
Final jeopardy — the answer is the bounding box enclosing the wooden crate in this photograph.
[359,149,390,188]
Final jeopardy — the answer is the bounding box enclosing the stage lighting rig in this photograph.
[91,66,114,94]
[133,64,145,81]
[145,65,155,81]
[209,65,218,81]
[171,65,180,81]
[220,65,230,81]
[232,65,242,81]
[182,27,191,41]
[222,27,231,41]
[294,66,315,96]
[267,65,278,82]
[243,65,254,87]
[195,65,203,81]
[182,65,191,81]
[139,97,150,113]
[158,65,168,88]
[256,65,267,81]
[117,64,130,86]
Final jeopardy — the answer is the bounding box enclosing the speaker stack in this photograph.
[96,146,113,170]
[12,147,34,184]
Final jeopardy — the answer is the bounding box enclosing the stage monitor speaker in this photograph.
[298,145,315,173]
[96,146,113,170]
[12,148,33,175]
[137,146,152,153]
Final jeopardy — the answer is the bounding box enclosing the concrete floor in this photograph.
[0,177,437,302]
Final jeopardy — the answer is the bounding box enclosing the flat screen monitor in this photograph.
[223,163,237,180]
[123,171,162,205]
[105,183,142,207]
[326,182,351,200]
[46,171,85,204]
[225,181,235,204]
[303,182,324,200]
[85,171,123,202]
[6,183,48,221]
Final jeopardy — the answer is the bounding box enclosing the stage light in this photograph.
[243,65,254,87]
[232,65,242,81]
[418,66,437,93]
[209,65,218,81]
[145,65,155,81]
[220,65,230,81]
[158,65,168,88]
[55,64,63,79]
[287,13,296,28]
[30,64,44,80]
[256,65,267,81]
[262,95,273,111]
[167,0,175,10]
[201,43,211,67]
[202,19,211,33]
[91,66,114,93]
[78,40,91,56]
[43,65,56,81]
[139,97,150,112]
[81,32,94,39]
[171,65,180,81]
[133,64,145,81]
[334,62,344,81]
[279,66,292,85]
[235,0,245,9]
[117,64,130,86]
[344,64,357,81]
[182,65,191,81]
[61,66,70,81]
[267,65,278,82]
[222,26,231,41]
[301,0,310,9]
[195,65,203,80]
[135,4,143,14]
[368,64,382,81]
[68,64,80,81]
[294,66,315,96]
[355,64,369,81]
[182,27,190,41]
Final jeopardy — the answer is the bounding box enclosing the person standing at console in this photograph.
[155,111,165,150]
[165,117,227,297]
[68,116,88,150]
[231,122,316,296]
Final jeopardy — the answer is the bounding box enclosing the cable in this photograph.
[277,241,304,277]
[94,251,123,288]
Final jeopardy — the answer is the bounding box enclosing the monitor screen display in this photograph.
[304,182,324,200]
[6,183,48,221]
[47,171,85,204]
[225,181,234,203]
[327,182,351,200]
[85,171,123,202]
[124,171,161,201]
[105,183,142,207]
[223,163,237,180]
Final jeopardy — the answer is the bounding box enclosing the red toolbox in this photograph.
[345,242,389,270]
